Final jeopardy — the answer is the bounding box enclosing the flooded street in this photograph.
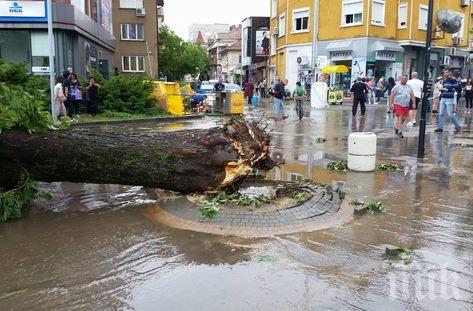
[1,105,472,310]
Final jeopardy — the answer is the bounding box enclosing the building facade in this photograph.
[0,0,115,78]
[242,16,270,85]
[270,0,471,91]
[112,0,163,78]
[207,25,241,80]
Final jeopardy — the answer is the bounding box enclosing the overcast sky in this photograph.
[163,0,269,40]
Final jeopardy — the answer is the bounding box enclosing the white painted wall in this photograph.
[284,44,312,91]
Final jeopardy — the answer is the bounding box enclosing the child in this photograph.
[293,81,305,121]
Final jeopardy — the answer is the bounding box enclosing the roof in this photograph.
[221,41,241,53]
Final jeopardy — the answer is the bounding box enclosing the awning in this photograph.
[326,40,353,52]
[322,65,349,74]
[375,41,404,52]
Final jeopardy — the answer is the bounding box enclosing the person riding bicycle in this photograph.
[293,81,305,121]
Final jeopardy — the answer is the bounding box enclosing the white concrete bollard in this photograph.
[348,132,377,172]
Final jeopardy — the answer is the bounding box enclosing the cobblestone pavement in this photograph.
[156,183,352,237]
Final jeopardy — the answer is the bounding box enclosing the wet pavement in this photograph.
[1,102,472,310]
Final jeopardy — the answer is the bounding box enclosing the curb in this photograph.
[73,114,204,126]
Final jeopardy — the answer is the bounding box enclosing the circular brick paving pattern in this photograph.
[151,183,354,237]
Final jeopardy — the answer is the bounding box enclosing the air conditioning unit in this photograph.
[460,0,469,7]
[452,36,461,45]
[272,27,279,36]
[441,56,451,66]
[136,8,146,16]
[445,47,456,56]
[297,56,310,66]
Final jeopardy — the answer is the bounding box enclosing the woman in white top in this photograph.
[54,76,67,122]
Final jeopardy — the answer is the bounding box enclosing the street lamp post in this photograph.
[47,0,55,118]
[417,0,435,158]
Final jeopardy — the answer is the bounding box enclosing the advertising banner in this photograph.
[255,30,269,57]
[0,0,47,22]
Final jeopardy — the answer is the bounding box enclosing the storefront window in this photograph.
[31,32,49,71]
[0,30,30,66]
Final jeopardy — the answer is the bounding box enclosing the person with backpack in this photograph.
[293,81,305,121]
[68,73,82,122]
[273,79,288,121]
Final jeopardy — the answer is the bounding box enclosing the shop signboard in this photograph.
[0,1,47,22]
[375,51,396,62]
[331,51,352,61]
[32,66,49,73]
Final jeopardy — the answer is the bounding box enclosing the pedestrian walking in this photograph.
[382,77,395,113]
[375,78,384,103]
[68,73,82,121]
[86,77,101,116]
[432,77,443,114]
[244,79,254,106]
[53,76,67,123]
[260,79,267,98]
[293,81,305,121]
[406,72,423,127]
[464,79,473,114]
[273,79,288,121]
[434,68,461,133]
[390,75,415,138]
[350,77,368,117]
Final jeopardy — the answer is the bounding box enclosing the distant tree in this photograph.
[158,26,208,81]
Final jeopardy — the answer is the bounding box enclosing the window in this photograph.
[371,0,385,25]
[398,3,407,29]
[122,56,145,72]
[342,0,363,26]
[418,4,428,30]
[70,0,85,12]
[271,35,276,55]
[119,0,143,9]
[31,32,49,68]
[278,13,286,37]
[121,23,144,40]
[293,8,309,32]
[271,0,277,18]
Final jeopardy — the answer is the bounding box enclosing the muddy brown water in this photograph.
[1,106,472,310]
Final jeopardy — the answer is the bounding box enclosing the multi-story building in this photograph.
[270,0,471,91]
[188,23,230,43]
[207,25,241,80]
[220,41,242,84]
[0,0,115,78]
[242,16,270,84]
[112,0,164,78]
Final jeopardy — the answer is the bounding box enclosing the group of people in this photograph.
[351,67,465,138]
[53,70,101,122]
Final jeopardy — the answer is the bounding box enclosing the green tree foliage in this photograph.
[158,26,208,81]
[0,173,52,222]
[88,69,162,115]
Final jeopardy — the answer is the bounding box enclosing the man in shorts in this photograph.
[390,75,415,138]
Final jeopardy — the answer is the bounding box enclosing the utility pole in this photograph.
[311,0,319,76]
[47,0,55,118]
[417,0,434,158]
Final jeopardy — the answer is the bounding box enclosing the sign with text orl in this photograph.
[0,1,47,22]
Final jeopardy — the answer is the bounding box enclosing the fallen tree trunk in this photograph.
[0,118,275,193]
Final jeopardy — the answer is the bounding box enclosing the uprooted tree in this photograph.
[0,118,275,193]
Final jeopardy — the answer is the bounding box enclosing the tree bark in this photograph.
[0,118,275,193]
